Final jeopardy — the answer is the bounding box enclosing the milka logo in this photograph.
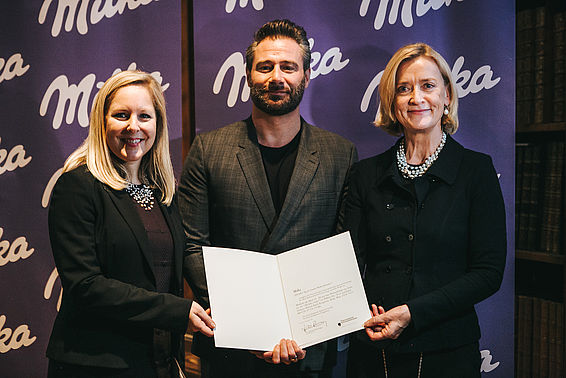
[39,63,169,130]
[0,228,35,267]
[225,0,263,13]
[360,0,464,30]
[214,38,349,107]
[0,315,36,353]
[480,349,499,372]
[38,0,156,37]
[0,137,32,176]
[361,55,501,113]
[45,267,63,311]
[0,53,30,84]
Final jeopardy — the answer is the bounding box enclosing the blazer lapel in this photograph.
[103,186,156,281]
[159,200,184,288]
[265,123,319,251]
[236,125,277,232]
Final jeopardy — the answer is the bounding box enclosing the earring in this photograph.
[443,105,449,115]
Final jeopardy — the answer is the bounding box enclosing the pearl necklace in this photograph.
[125,183,155,211]
[396,132,446,179]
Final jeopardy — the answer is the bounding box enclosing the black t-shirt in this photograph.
[259,130,301,215]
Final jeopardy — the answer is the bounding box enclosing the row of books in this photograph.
[517,7,566,124]
[516,141,564,253]
[516,295,564,378]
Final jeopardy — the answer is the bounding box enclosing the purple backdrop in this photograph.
[0,2,181,377]
[192,1,515,377]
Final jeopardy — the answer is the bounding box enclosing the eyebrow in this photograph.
[396,77,439,85]
[256,60,299,68]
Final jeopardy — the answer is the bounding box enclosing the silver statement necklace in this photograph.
[396,132,446,179]
[125,183,155,211]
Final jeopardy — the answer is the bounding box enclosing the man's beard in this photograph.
[250,76,306,116]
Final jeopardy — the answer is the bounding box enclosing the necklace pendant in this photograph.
[125,183,155,211]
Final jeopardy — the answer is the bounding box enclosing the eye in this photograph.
[256,64,272,72]
[423,82,436,90]
[112,112,129,120]
[396,85,410,94]
[281,64,298,72]
[139,113,153,120]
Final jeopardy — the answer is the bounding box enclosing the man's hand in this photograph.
[250,339,306,365]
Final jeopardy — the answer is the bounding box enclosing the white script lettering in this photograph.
[480,349,500,372]
[213,38,350,107]
[0,53,30,84]
[225,0,263,13]
[38,0,155,37]
[0,228,35,267]
[42,168,64,208]
[39,63,169,129]
[0,137,32,176]
[359,0,464,30]
[44,267,63,311]
[360,55,501,113]
[0,315,37,353]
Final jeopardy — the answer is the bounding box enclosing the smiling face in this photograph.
[105,84,157,171]
[393,56,450,135]
[247,37,310,116]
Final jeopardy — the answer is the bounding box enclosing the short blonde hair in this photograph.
[63,70,175,205]
[375,43,459,136]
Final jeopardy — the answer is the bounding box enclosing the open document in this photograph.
[203,232,370,351]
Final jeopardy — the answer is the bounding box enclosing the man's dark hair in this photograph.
[245,19,311,72]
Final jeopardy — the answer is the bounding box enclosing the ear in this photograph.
[303,68,311,89]
[444,85,451,105]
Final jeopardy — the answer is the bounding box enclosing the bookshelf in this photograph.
[516,0,566,376]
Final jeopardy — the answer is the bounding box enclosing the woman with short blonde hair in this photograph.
[375,42,459,136]
[340,43,506,378]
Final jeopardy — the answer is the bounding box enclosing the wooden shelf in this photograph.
[516,249,566,265]
[516,122,566,133]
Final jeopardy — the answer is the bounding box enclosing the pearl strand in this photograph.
[396,132,446,179]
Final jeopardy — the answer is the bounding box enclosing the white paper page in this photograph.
[276,232,371,348]
[203,247,292,351]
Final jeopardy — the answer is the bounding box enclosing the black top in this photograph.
[259,129,301,215]
[133,199,174,294]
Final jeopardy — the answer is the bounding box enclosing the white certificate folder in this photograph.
[203,232,370,351]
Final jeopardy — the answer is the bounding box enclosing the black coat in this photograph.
[338,135,506,353]
[46,166,192,368]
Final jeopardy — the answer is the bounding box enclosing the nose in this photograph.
[126,118,140,132]
[409,88,424,103]
[270,65,283,83]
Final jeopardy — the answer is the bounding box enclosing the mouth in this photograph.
[408,109,431,115]
[122,138,143,147]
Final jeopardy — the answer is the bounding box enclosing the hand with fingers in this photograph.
[364,304,411,341]
[187,301,215,337]
[249,339,306,365]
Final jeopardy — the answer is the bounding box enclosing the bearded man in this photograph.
[179,19,358,378]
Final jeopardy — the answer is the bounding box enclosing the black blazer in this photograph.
[338,135,507,353]
[46,166,192,368]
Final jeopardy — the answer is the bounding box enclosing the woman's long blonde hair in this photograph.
[63,70,175,205]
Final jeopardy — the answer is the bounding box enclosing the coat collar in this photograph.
[376,133,464,189]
